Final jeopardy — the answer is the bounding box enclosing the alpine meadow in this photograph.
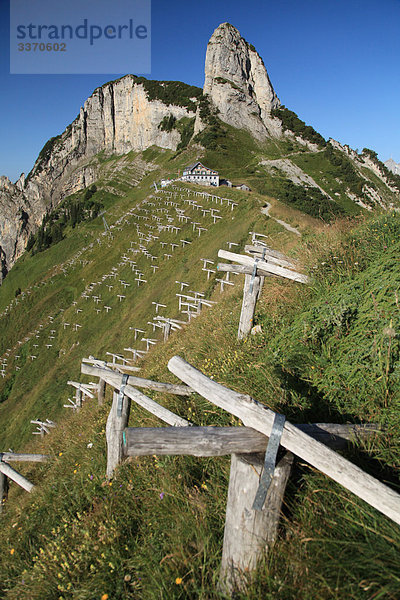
[0,22,399,600]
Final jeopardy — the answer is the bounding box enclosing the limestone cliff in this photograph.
[0,76,200,280]
[0,176,37,280]
[385,158,400,176]
[199,22,281,139]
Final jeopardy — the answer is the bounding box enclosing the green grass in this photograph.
[0,140,400,599]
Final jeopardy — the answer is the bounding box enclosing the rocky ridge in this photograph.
[385,158,400,176]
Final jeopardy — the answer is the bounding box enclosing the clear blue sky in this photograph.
[1,0,400,182]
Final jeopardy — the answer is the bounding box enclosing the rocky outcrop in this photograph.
[0,24,283,280]
[0,177,41,279]
[24,76,197,211]
[200,23,281,139]
[0,76,199,280]
[385,158,400,176]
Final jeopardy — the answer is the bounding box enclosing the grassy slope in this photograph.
[0,136,399,599]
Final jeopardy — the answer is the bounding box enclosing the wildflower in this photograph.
[175,577,183,585]
[159,492,164,500]
[101,595,109,600]
[58,452,63,457]
[201,482,208,490]
[87,442,93,448]
[10,548,15,555]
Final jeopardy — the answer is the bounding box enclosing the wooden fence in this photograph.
[0,452,48,511]
[80,356,399,595]
[217,245,308,339]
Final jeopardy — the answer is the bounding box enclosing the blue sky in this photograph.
[1,0,400,182]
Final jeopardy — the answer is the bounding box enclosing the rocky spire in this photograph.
[202,22,281,139]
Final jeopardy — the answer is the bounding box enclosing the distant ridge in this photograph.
[385,158,400,176]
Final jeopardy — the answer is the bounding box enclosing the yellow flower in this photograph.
[10,548,15,555]
[101,595,109,600]
[175,577,183,585]
[58,452,63,456]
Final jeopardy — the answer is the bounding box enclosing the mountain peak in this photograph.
[203,23,281,139]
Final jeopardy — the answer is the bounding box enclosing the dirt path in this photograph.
[261,203,301,236]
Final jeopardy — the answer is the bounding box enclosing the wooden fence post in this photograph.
[238,273,261,339]
[106,390,131,478]
[0,471,9,513]
[98,379,106,406]
[76,388,82,410]
[219,451,293,594]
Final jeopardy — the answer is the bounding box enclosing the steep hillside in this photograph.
[0,19,400,600]
[0,133,399,598]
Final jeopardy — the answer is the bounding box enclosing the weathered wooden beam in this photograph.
[168,356,400,526]
[0,461,34,493]
[123,423,379,457]
[67,380,95,399]
[81,363,193,396]
[220,451,294,594]
[238,274,261,339]
[76,388,82,409]
[244,244,293,263]
[217,263,272,278]
[106,390,131,479]
[244,245,297,269]
[218,250,309,284]
[82,365,190,427]
[82,357,141,373]
[0,453,49,463]
[123,426,268,456]
[297,422,380,449]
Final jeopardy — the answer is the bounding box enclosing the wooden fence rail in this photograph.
[81,352,393,595]
[167,356,400,527]
[217,249,309,284]
[122,423,378,457]
[0,452,49,511]
[217,246,309,339]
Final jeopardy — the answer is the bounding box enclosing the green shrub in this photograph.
[176,117,195,151]
[272,106,326,147]
[325,144,373,199]
[279,180,345,221]
[28,185,103,254]
[362,148,400,192]
[158,115,177,132]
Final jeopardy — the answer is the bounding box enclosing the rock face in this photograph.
[0,76,198,280]
[1,22,397,281]
[201,22,281,139]
[0,23,283,280]
[385,158,400,176]
[0,177,42,280]
[25,76,196,212]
